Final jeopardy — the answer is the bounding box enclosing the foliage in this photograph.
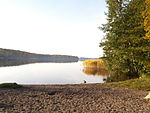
[0,83,23,88]
[102,78,150,91]
[100,0,150,79]
[143,0,150,40]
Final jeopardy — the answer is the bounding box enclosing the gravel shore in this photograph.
[0,84,150,113]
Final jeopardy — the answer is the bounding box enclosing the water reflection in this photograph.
[82,60,138,82]
[0,61,106,84]
[0,60,137,84]
[82,67,109,76]
[0,60,77,67]
[0,60,35,67]
[106,74,129,82]
[82,59,109,77]
[105,72,139,82]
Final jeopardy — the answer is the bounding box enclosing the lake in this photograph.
[0,61,107,84]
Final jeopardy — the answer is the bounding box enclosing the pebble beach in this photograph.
[0,84,150,113]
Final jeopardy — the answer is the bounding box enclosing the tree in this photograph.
[100,0,149,80]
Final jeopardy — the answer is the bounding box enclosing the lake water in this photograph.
[0,61,107,84]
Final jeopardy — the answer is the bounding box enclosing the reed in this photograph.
[83,59,109,76]
[83,59,105,69]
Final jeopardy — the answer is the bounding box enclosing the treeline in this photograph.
[0,48,79,63]
[100,0,150,80]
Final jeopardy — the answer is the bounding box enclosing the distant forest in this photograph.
[0,48,79,66]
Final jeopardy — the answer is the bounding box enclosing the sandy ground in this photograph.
[0,84,150,113]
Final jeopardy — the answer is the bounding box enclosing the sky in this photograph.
[0,0,107,58]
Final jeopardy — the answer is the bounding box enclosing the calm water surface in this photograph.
[0,62,107,84]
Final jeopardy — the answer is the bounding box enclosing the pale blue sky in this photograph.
[0,0,107,58]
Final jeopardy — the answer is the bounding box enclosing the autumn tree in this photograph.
[142,0,150,76]
[143,0,150,40]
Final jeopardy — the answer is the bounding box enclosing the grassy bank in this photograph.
[0,83,23,88]
[102,78,150,91]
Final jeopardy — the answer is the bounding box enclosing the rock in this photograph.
[0,103,14,108]
[144,92,150,99]
[47,90,62,95]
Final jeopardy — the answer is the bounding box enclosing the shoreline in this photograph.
[0,83,150,112]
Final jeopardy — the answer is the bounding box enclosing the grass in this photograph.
[0,83,23,89]
[102,78,150,91]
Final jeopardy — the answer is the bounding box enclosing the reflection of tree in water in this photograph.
[0,60,34,67]
[82,67,109,76]
[106,72,139,83]
[82,60,138,82]
[106,74,129,82]
[82,59,109,76]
